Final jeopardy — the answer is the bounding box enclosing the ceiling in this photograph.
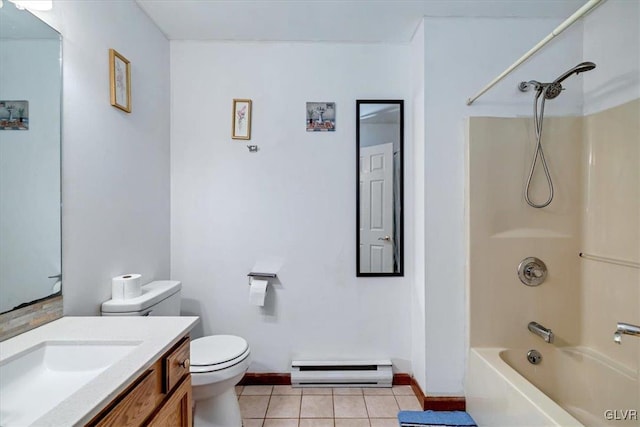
[136,0,587,43]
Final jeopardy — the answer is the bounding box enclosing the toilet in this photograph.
[101,280,250,427]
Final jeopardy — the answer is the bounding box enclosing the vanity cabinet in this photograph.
[87,336,192,427]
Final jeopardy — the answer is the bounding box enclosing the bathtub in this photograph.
[466,347,639,426]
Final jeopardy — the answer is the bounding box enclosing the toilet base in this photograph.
[193,387,242,427]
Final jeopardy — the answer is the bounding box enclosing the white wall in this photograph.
[0,39,61,312]
[583,0,640,114]
[32,1,171,315]
[409,20,427,392]
[423,16,583,394]
[360,123,399,150]
[171,41,413,372]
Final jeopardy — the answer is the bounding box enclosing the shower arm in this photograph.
[465,0,605,106]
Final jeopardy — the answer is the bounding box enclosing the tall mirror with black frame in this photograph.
[356,100,404,277]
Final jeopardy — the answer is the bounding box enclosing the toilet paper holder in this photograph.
[247,272,277,284]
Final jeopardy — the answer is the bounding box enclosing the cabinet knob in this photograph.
[179,358,190,369]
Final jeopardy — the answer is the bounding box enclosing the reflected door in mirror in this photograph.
[356,100,403,276]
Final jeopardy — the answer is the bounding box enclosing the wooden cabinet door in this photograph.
[90,367,161,427]
[147,376,192,427]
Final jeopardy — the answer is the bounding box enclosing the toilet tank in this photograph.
[101,280,181,316]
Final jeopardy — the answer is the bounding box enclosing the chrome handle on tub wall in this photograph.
[528,321,554,343]
[518,257,547,286]
[614,322,640,344]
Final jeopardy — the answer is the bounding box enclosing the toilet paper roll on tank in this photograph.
[111,273,142,300]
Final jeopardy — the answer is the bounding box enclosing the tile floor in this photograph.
[236,385,421,427]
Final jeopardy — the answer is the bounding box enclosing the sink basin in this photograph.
[0,341,140,426]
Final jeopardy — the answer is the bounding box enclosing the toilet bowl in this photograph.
[190,335,251,427]
[101,280,250,427]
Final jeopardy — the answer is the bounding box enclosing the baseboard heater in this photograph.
[291,359,392,387]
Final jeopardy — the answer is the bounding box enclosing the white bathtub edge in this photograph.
[466,347,584,427]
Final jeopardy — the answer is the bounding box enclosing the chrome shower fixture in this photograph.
[519,62,596,100]
[519,62,596,208]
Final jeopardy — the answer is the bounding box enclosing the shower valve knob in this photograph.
[518,257,547,286]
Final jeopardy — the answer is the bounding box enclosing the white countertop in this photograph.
[0,316,199,426]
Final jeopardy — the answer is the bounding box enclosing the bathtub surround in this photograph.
[467,100,639,425]
[580,99,640,370]
[468,115,583,350]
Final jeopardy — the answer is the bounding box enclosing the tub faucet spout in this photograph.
[614,322,640,344]
[528,321,554,343]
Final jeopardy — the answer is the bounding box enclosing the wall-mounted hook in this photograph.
[247,145,258,153]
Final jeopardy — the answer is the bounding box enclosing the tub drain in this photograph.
[527,349,542,364]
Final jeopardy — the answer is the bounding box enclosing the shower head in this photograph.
[519,62,596,100]
[543,62,596,99]
[552,61,596,85]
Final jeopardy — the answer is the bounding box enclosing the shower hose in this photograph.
[524,88,554,208]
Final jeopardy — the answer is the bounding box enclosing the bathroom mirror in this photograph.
[356,100,404,276]
[0,5,62,314]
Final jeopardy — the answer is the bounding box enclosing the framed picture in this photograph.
[0,100,29,130]
[306,102,335,132]
[109,48,131,113]
[232,99,252,140]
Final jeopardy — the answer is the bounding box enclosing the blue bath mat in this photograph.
[398,410,477,426]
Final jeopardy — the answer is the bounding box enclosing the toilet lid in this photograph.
[190,335,249,366]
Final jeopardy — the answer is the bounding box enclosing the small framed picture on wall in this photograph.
[232,99,252,140]
[306,102,335,132]
[109,48,131,113]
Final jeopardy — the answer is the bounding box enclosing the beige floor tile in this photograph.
[369,419,399,427]
[299,419,334,427]
[243,385,275,395]
[333,395,368,418]
[362,388,393,396]
[273,385,303,395]
[334,419,370,427]
[243,420,265,427]
[391,385,414,396]
[364,396,399,418]
[266,395,302,418]
[236,385,245,396]
[302,387,333,395]
[395,395,422,410]
[239,395,271,418]
[332,387,363,395]
[301,395,334,418]
[263,419,299,427]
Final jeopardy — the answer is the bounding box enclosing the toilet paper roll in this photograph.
[249,279,268,307]
[112,274,142,300]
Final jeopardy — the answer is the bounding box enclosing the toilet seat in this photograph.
[190,335,250,373]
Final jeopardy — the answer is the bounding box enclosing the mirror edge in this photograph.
[355,99,404,277]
